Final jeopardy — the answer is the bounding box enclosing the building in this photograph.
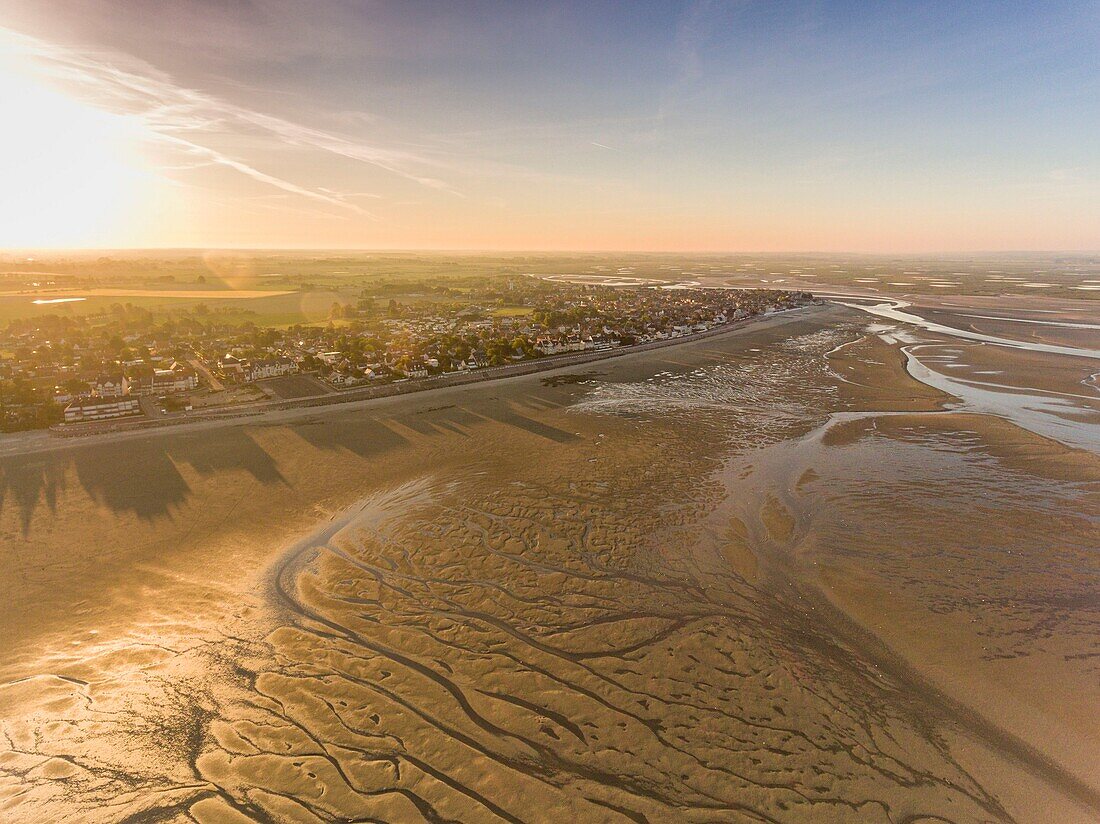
[64,396,141,423]
[218,354,246,378]
[126,366,198,395]
[246,357,297,381]
[586,337,620,351]
[93,374,127,397]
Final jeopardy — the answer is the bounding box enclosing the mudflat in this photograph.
[2,303,1098,823]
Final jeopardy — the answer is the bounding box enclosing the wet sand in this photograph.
[1,303,1098,822]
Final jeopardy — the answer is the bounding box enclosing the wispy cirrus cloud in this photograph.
[1,26,455,216]
[160,133,379,218]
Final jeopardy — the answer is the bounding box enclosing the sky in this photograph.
[0,0,1097,252]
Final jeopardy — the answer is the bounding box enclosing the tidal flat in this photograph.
[1,303,1098,823]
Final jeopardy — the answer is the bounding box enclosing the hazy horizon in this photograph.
[4,247,1100,258]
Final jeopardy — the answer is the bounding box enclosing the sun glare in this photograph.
[0,31,150,248]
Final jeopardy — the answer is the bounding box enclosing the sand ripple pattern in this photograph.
[185,326,1014,823]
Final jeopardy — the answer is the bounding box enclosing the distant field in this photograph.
[0,288,293,299]
[0,289,360,326]
[0,252,1095,329]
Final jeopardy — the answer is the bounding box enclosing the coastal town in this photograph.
[0,276,814,431]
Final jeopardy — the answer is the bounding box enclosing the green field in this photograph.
[0,250,1095,331]
[490,306,535,317]
[0,292,351,327]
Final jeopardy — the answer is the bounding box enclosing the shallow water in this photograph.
[837,299,1100,360]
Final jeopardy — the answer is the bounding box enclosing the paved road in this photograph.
[188,357,224,391]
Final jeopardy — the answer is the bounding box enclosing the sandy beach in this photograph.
[2,302,1098,822]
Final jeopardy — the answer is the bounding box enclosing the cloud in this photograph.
[0,26,456,215]
[161,133,377,218]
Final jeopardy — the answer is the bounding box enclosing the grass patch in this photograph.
[491,306,534,317]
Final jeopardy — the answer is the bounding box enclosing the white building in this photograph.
[126,367,198,395]
[93,375,127,398]
[247,357,296,381]
[64,397,141,423]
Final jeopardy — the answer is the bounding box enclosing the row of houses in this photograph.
[80,363,198,399]
[530,311,741,355]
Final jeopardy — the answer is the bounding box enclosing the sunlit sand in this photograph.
[2,297,1098,823]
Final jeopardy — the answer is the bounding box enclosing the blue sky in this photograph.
[0,0,1097,250]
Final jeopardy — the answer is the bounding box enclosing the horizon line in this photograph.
[2,246,1098,258]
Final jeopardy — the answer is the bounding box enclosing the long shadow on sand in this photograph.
[1,399,578,535]
[0,428,288,533]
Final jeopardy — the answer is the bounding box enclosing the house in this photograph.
[329,369,366,387]
[64,396,141,423]
[534,337,554,354]
[540,336,586,354]
[126,366,198,395]
[586,337,621,352]
[218,354,245,378]
[246,357,296,381]
[93,374,127,397]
